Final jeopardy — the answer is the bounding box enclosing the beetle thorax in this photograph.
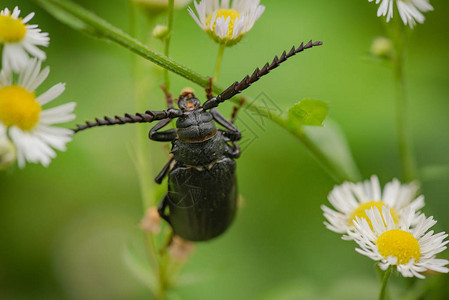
[176,111,217,142]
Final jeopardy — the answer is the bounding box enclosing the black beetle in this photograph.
[74,40,322,241]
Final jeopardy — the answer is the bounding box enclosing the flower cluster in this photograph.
[322,176,448,278]
[0,6,75,169]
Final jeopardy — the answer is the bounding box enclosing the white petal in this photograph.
[39,102,76,125]
[37,83,66,105]
[188,7,204,28]
[27,65,50,91]
[33,125,72,151]
[22,42,47,60]
[18,58,41,89]
[3,44,29,72]
[9,127,55,167]
[12,6,21,19]
[220,0,230,9]
[22,12,35,24]
[412,0,433,12]
[209,10,217,31]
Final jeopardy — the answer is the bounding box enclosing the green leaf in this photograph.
[288,99,328,127]
[303,119,361,182]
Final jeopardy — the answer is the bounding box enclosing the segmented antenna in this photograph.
[203,40,323,110]
[73,109,183,133]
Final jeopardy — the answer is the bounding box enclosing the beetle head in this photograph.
[178,89,200,111]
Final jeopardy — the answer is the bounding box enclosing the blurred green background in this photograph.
[1,0,449,299]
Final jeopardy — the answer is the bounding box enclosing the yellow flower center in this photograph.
[0,15,26,43]
[349,201,399,230]
[206,9,241,39]
[377,229,421,264]
[0,86,41,131]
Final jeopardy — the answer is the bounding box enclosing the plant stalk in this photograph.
[128,6,174,298]
[388,20,417,182]
[163,0,175,93]
[214,44,225,82]
[379,266,392,300]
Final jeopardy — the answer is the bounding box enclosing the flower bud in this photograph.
[152,24,169,40]
[370,37,393,60]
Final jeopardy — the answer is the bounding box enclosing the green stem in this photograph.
[163,0,174,93]
[379,266,392,300]
[127,14,164,300]
[156,232,174,299]
[388,21,417,182]
[214,44,225,82]
[157,252,169,300]
[128,2,159,276]
[130,9,156,210]
[33,0,358,183]
[129,8,176,299]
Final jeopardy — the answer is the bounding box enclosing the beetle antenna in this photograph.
[202,40,323,110]
[73,109,183,133]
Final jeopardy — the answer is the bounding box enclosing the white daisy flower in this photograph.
[0,59,75,168]
[321,175,424,236]
[369,0,433,28]
[188,0,265,46]
[0,6,50,72]
[349,206,449,278]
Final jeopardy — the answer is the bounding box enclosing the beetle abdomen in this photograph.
[167,157,237,241]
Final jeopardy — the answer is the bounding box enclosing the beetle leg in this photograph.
[205,77,214,100]
[149,118,177,141]
[226,141,241,158]
[158,195,171,224]
[210,108,241,141]
[161,84,174,109]
[155,156,175,184]
[230,97,246,124]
